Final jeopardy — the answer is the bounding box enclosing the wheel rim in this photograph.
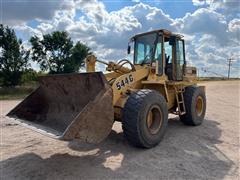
[196,96,204,116]
[146,105,163,134]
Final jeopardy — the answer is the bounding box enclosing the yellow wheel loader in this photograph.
[7,29,206,148]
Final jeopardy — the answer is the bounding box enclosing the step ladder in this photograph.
[174,86,186,115]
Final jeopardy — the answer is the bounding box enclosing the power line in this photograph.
[201,68,226,78]
[199,55,239,78]
[227,58,233,79]
[227,57,237,79]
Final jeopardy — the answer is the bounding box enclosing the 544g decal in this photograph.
[116,74,134,90]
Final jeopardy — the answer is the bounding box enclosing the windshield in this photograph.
[134,33,157,64]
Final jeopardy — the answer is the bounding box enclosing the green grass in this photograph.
[0,86,37,100]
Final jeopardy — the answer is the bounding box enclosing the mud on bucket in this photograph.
[7,72,114,143]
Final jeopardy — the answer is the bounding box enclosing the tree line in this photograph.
[0,24,91,87]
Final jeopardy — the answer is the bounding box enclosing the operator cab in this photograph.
[128,29,186,81]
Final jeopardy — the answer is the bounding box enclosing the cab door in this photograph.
[174,39,185,81]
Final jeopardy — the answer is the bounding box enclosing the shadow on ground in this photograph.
[1,118,236,179]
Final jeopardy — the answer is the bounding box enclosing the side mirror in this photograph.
[169,36,175,46]
[127,45,131,54]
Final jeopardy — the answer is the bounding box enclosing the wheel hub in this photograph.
[196,96,204,116]
[147,105,163,134]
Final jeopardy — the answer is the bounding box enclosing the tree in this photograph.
[30,31,91,74]
[0,24,30,86]
[20,68,38,84]
[65,42,91,73]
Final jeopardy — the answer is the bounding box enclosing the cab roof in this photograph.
[131,29,184,40]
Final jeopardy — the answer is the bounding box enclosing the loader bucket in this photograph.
[7,72,114,143]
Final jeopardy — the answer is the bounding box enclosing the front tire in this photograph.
[122,89,168,148]
[180,86,206,126]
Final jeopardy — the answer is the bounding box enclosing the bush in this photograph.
[0,86,36,100]
[21,69,38,85]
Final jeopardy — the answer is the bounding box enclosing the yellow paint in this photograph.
[85,29,203,120]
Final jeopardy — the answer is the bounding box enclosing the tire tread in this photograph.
[122,89,168,148]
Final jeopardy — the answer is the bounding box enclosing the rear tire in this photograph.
[122,89,168,148]
[180,86,206,126]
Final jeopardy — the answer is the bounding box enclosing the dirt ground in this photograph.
[0,81,239,180]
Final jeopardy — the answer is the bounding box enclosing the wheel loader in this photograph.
[7,29,206,148]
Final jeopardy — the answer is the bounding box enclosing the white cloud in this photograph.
[209,0,240,11]
[4,0,239,76]
[180,8,228,44]
[75,0,109,26]
[192,0,240,17]
[66,2,177,59]
[14,25,42,40]
[184,29,240,77]
[192,0,207,6]
[132,0,141,2]
[176,6,239,77]
[228,18,240,34]
[2,0,74,25]
[228,18,240,43]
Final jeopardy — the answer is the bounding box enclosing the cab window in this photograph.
[134,33,157,65]
[175,40,185,80]
[154,38,163,75]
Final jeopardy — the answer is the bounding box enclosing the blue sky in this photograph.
[103,0,200,18]
[1,0,240,77]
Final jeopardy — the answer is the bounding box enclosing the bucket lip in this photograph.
[5,116,64,140]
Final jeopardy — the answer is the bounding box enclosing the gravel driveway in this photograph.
[0,81,239,179]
